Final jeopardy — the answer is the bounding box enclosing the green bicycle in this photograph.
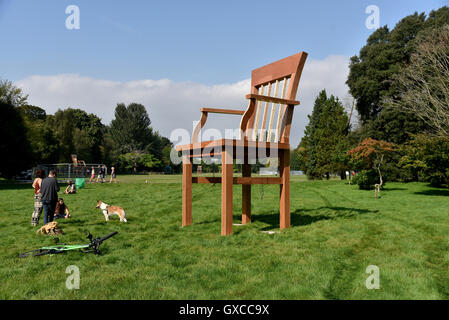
[19,231,118,258]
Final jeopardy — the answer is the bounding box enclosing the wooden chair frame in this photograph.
[176,52,308,235]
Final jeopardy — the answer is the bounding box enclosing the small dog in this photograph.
[96,200,127,222]
[37,221,63,235]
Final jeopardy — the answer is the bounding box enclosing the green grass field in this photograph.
[1,174,449,299]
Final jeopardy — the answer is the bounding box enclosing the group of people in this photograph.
[31,164,116,226]
[88,165,117,184]
[31,169,71,226]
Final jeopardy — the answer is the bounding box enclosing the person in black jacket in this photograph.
[40,169,60,225]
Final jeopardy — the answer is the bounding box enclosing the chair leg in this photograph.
[280,149,290,229]
[242,163,251,224]
[182,155,192,227]
[222,149,233,235]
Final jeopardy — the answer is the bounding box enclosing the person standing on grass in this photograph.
[101,165,106,183]
[109,166,117,183]
[89,166,95,183]
[31,169,45,226]
[40,169,60,225]
[96,165,101,183]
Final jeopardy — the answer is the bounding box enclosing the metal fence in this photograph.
[33,164,107,182]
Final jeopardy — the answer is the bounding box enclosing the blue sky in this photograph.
[0,0,445,83]
[0,0,446,144]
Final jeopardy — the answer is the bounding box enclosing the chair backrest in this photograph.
[241,52,307,143]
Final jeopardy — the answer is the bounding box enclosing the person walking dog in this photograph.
[40,169,60,225]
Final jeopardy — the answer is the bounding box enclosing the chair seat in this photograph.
[176,138,290,152]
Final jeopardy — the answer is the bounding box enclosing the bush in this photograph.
[399,134,449,187]
[352,169,383,190]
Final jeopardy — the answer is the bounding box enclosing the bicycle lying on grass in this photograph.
[19,231,118,258]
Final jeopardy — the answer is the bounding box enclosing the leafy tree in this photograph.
[17,105,46,121]
[47,108,105,163]
[109,103,153,154]
[298,90,349,179]
[384,25,449,137]
[348,138,395,193]
[0,101,33,177]
[19,106,59,164]
[290,149,302,171]
[359,108,429,145]
[118,151,161,172]
[0,79,28,107]
[347,6,449,125]
[399,134,449,187]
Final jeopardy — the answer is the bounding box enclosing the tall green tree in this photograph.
[298,90,350,179]
[47,108,105,163]
[18,105,59,164]
[0,101,33,177]
[109,103,153,155]
[347,6,449,127]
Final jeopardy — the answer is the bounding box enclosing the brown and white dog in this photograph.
[96,200,127,222]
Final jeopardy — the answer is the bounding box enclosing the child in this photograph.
[109,167,117,183]
[54,198,71,219]
[89,166,95,183]
[96,165,102,183]
[65,181,76,194]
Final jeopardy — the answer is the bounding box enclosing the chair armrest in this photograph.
[200,108,245,115]
[245,94,300,105]
[192,108,245,143]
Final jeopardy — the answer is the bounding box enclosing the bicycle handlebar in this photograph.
[98,231,118,244]
[87,231,118,254]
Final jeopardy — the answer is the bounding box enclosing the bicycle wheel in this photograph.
[19,249,54,258]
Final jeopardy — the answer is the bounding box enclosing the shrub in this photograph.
[352,169,384,190]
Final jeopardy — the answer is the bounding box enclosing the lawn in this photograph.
[0,174,449,299]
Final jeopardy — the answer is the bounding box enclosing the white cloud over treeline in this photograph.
[16,55,351,147]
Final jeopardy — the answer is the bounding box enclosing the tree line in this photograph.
[0,83,177,178]
[292,6,449,189]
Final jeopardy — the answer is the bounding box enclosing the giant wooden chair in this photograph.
[176,52,308,235]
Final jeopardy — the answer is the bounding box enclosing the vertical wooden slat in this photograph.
[267,80,280,142]
[221,148,233,235]
[280,105,294,144]
[252,85,264,141]
[182,154,192,227]
[280,149,290,229]
[275,78,288,142]
[260,82,272,142]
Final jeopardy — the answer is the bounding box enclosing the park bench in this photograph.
[176,52,308,235]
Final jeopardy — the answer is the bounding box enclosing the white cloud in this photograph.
[16,55,351,147]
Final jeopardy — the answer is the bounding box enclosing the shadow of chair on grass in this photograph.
[194,206,378,232]
[253,206,378,231]
[414,189,449,197]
